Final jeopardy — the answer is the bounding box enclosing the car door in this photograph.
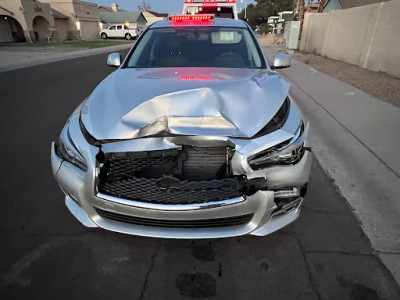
[116,25,124,38]
[108,25,117,37]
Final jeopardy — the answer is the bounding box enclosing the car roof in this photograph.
[151,18,248,29]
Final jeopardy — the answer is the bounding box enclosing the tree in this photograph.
[241,0,294,30]
[138,0,151,12]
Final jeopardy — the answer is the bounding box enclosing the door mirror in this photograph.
[272,53,292,69]
[107,53,122,68]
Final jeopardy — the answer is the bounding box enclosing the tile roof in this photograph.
[52,9,69,19]
[100,11,139,23]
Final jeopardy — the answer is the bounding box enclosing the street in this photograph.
[0,52,399,299]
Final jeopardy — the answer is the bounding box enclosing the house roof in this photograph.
[100,11,139,23]
[98,6,113,12]
[143,10,168,18]
[327,0,388,9]
[52,9,69,19]
[99,5,127,12]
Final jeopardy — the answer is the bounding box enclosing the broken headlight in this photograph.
[248,123,308,170]
[56,125,87,171]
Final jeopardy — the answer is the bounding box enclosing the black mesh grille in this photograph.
[96,208,253,228]
[99,177,241,204]
[98,146,243,205]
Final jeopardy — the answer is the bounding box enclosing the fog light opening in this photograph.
[272,197,303,216]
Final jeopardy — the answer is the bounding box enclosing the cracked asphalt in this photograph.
[0,51,399,300]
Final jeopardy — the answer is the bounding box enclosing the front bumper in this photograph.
[51,139,312,239]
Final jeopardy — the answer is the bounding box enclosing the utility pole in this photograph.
[318,0,326,13]
[298,0,305,22]
[297,0,305,39]
[240,0,247,20]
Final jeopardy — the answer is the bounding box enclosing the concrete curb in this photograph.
[0,43,132,73]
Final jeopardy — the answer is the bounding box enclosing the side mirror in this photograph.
[272,53,292,69]
[107,53,122,68]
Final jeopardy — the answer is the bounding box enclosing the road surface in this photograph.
[0,52,399,300]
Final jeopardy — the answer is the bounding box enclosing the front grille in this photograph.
[98,146,243,205]
[96,208,253,228]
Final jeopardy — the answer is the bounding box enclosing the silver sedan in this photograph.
[51,16,312,239]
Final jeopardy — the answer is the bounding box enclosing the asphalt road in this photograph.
[0,52,399,300]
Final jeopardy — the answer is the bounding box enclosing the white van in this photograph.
[182,0,238,19]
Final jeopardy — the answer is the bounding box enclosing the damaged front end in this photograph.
[51,90,312,238]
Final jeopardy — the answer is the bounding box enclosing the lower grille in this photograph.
[99,177,242,205]
[96,208,253,228]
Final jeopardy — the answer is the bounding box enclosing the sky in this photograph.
[93,0,256,15]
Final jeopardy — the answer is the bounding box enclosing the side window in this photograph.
[117,25,123,30]
[124,25,129,30]
[109,26,116,30]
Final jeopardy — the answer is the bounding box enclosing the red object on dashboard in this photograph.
[180,76,212,80]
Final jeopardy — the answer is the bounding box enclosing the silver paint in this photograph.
[81,68,290,140]
[272,53,292,69]
[51,18,312,238]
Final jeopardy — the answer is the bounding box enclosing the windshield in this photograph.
[125,26,264,69]
[185,6,235,19]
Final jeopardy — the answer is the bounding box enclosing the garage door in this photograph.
[0,18,13,42]
[79,20,99,40]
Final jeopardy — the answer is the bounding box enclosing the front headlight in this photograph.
[248,123,308,170]
[56,125,88,171]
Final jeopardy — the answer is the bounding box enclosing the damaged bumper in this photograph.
[51,127,312,239]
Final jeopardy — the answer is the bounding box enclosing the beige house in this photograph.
[0,0,101,42]
[100,11,139,30]
[136,10,168,34]
[41,0,100,40]
[0,0,56,42]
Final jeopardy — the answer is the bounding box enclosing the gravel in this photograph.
[292,52,400,108]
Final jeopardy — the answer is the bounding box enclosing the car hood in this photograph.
[81,67,290,140]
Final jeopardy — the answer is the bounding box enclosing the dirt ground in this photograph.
[257,35,400,108]
[257,34,284,45]
[291,52,400,108]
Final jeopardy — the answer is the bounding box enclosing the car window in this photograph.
[186,7,234,19]
[109,26,116,30]
[126,26,263,69]
[117,25,123,30]
[124,25,129,30]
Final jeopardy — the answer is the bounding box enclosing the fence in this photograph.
[300,0,400,78]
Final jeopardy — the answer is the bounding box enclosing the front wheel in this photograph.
[125,33,132,40]
[101,33,108,39]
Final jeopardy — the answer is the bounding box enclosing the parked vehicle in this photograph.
[100,24,137,40]
[183,0,238,19]
[51,15,312,239]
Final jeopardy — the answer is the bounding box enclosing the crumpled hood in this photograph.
[81,68,290,140]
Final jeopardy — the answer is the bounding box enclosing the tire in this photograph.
[101,33,108,39]
[125,33,132,40]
